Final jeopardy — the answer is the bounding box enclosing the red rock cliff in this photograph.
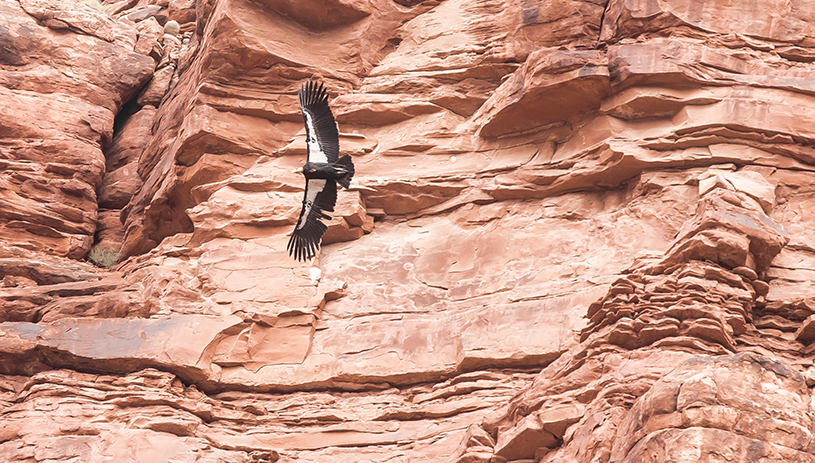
[3,0,815,461]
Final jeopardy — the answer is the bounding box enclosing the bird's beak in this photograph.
[292,167,303,174]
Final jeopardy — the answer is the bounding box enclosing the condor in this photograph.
[288,81,355,262]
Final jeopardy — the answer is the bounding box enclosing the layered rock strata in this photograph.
[456,171,800,462]
[3,0,815,461]
[0,0,153,258]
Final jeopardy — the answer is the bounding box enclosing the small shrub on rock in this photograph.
[87,245,120,268]
[80,0,106,11]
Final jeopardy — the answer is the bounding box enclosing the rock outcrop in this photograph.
[0,0,153,259]
[3,0,815,461]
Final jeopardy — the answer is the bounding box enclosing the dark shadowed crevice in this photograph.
[112,95,143,136]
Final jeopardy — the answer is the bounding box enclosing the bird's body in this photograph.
[301,160,353,186]
[287,81,355,262]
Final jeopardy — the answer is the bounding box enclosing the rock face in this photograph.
[3,0,815,461]
[0,0,153,259]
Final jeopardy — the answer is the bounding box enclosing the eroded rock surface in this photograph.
[0,0,153,259]
[4,0,815,461]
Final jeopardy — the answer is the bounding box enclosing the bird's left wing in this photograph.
[287,177,338,261]
[298,81,340,164]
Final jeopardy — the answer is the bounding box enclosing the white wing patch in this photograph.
[297,178,327,230]
[304,112,328,163]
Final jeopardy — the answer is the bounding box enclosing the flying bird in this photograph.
[288,81,355,261]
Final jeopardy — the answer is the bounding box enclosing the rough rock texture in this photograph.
[4,0,815,461]
[0,0,154,258]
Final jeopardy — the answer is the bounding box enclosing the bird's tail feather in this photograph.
[335,155,355,189]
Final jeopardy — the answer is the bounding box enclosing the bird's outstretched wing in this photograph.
[287,177,338,261]
[298,81,340,164]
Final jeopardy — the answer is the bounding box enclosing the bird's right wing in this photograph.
[298,81,340,164]
[287,177,338,261]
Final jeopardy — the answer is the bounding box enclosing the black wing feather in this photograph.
[298,81,340,163]
[287,178,338,261]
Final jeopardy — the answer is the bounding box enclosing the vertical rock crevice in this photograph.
[0,0,153,261]
[94,7,192,259]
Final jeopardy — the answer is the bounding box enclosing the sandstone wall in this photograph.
[3,0,815,461]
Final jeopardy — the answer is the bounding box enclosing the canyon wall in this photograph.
[3,0,815,461]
